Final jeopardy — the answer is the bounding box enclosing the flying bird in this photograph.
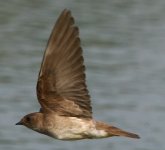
[16,9,140,140]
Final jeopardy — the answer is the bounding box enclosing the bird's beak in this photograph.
[15,121,23,125]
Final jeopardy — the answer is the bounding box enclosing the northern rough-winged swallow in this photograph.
[16,9,140,140]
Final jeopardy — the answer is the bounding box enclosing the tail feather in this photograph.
[96,121,140,139]
[107,126,140,139]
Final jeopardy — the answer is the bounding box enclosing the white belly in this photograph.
[48,117,108,140]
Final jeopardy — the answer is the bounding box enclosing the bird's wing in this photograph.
[36,9,92,118]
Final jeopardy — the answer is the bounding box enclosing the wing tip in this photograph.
[60,9,75,26]
[62,8,71,16]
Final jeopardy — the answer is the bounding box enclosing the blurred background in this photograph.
[0,0,165,150]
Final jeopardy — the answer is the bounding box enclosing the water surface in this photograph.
[0,0,165,150]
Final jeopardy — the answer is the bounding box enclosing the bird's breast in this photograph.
[45,116,96,140]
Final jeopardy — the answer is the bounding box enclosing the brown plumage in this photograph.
[16,9,140,140]
[37,9,91,118]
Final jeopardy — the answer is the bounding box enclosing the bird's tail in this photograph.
[96,121,140,139]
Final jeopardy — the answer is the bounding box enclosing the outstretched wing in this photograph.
[36,9,92,118]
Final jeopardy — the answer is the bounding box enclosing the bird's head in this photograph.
[16,112,44,132]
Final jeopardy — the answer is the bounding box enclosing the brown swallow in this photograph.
[16,9,140,140]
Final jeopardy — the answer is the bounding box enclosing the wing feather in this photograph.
[37,9,92,118]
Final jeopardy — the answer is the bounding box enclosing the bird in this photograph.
[16,9,140,140]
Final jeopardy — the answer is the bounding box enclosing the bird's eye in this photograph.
[26,116,31,122]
